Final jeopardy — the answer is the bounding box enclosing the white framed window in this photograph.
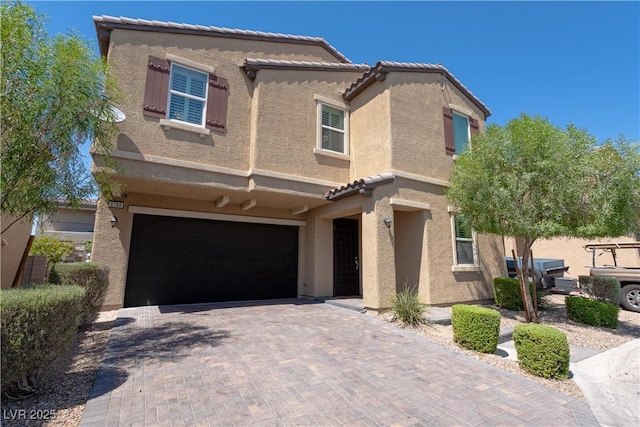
[452,112,470,155]
[315,95,349,156]
[167,63,208,127]
[448,207,478,270]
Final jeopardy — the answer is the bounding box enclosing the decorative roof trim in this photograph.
[93,15,351,63]
[241,58,369,79]
[326,172,395,201]
[343,61,491,118]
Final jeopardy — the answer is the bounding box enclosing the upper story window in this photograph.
[168,64,207,126]
[143,55,228,133]
[315,95,349,158]
[443,106,479,156]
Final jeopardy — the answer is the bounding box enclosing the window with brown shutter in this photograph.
[142,55,229,133]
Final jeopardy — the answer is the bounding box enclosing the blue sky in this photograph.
[28,0,640,146]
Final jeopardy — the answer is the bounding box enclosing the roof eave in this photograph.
[343,63,491,119]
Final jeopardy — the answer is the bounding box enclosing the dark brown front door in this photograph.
[333,218,360,297]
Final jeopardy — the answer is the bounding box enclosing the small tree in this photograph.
[0,2,122,234]
[447,114,639,322]
[29,235,74,277]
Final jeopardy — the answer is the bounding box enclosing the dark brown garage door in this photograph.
[124,214,298,307]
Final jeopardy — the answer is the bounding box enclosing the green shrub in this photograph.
[390,286,427,326]
[50,262,109,322]
[493,277,541,311]
[578,275,620,304]
[451,304,501,353]
[565,295,619,329]
[513,324,570,379]
[1,285,85,396]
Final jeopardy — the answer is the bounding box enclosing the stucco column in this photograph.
[361,198,396,310]
[304,216,333,298]
[91,197,131,310]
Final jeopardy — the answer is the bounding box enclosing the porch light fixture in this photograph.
[383,217,392,229]
[110,215,118,228]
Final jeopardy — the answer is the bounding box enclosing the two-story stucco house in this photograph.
[90,16,506,311]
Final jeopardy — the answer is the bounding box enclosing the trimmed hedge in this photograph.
[50,262,109,322]
[1,285,85,395]
[493,277,540,311]
[513,324,570,379]
[451,304,501,353]
[578,275,620,304]
[566,296,619,329]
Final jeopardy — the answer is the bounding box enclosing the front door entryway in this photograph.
[333,218,360,296]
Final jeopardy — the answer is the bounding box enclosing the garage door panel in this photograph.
[124,214,298,307]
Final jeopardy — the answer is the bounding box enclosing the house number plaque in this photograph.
[108,201,124,209]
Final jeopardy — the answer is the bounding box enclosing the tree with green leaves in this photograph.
[447,113,640,323]
[1,2,122,234]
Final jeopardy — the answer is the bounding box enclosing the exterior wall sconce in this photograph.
[110,215,118,228]
[383,217,392,229]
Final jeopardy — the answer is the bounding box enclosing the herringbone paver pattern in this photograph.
[81,300,598,426]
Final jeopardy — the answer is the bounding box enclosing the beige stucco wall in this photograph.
[388,73,486,181]
[348,81,392,180]
[249,69,362,183]
[107,29,351,178]
[1,215,33,288]
[505,236,640,278]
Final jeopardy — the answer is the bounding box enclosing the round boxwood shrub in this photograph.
[513,324,569,379]
[1,285,85,396]
[451,304,501,353]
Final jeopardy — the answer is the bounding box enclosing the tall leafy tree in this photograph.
[447,113,640,322]
[1,2,121,234]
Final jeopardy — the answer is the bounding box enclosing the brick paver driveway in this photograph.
[81,300,598,426]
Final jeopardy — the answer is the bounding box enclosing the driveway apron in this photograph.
[81,300,598,426]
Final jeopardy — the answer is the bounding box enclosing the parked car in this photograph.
[585,242,640,313]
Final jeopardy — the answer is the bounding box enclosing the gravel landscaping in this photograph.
[1,294,638,426]
[384,293,640,401]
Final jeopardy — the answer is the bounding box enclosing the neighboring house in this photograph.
[505,235,640,279]
[36,200,97,262]
[91,15,506,311]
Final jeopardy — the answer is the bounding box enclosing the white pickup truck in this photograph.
[585,242,640,313]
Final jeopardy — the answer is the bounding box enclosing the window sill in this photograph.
[451,265,482,273]
[313,148,350,161]
[159,119,210,137]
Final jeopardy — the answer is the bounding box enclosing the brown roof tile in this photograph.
[93,15,351,64]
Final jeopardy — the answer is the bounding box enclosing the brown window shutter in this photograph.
[443,107,455,155]
[206,75,228,131]
[143,56,170,119]
[470,117,480,137]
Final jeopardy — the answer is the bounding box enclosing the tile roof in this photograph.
[343,61,491,118]
[241,58,369,78]
[93,15,351,64]
[326,172,395,201]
